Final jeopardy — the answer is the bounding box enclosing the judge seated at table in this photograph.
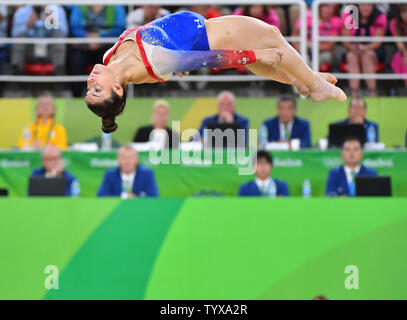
[239,150,289,197]
[326,136,378,197]
[97,145,159,198]
[261,95,311,148]
[30,146,76,196]
[133,99,179,149]
[198,91,249,145]
[332,98,379,143]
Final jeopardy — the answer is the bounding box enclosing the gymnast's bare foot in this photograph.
[255,48,283,66]
[309,75,347,102]
[318,72,337,85]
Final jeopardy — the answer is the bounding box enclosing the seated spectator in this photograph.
[292,4,341,70]
[390,4,407,87]
[190,6,221,20]
[69,5,126,96]
[0,6,9,97]
[30,146,77,196]
[98,145,159,198]
[17,91,68,150]
[261,95,311,148]
[239,150,289,197]
[10,5,68,75]
[233,5,280,29]
[326,137,378,197]
[127,5,170,28]
[333,98,379,143]
[198,91,249,146]
[133,99,180,149]
[341,4,387,97]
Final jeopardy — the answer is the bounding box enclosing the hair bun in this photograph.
[102,117,118,133]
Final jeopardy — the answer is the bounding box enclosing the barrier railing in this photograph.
[312,0,407,80]
[0,0,307,83]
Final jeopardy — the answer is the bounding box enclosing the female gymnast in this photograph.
[85,11,347,133]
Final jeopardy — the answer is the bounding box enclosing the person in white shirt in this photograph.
[239,150,289,197]
[126,5,170,28]
[325,137,378,197]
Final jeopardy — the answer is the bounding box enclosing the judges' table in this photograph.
[0,198,407,300]
[0,150,406,197]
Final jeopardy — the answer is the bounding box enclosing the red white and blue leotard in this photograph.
[103,11,257,81]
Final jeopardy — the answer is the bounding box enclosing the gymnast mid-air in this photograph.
[85,11,347,133]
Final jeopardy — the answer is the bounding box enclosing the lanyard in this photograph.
[33,118,55,145]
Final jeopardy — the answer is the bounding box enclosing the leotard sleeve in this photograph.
[148,45,257,74]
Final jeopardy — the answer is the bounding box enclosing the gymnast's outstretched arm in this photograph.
[149,45,281,74]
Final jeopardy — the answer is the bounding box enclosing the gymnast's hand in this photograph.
[176,72,190,78]
[254,48,283,66]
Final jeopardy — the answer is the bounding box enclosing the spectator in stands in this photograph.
[341,4,387,97]
[30,146,77,196]
[261,95,311,148]
[127,5,170,28]
[239,150,289,197]
[292,4,341,70]
[17,91,68,151]
[326,136,378,197]
[10,5,68,75]
[198,91,249,146]
[190,6,221,20]
[233,5,280,29]
[390,4,407,87]
[333,98,379,143]
[69,5,126,96]
[0,6,9,97]
[97,145,159,198]
[133,99,180,149]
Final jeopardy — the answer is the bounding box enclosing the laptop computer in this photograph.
[355,176,392,197]
[328,123,366,148]
[28,176,67,196]
[205,122,245,149]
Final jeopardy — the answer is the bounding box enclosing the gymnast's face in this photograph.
[86,64,119,104]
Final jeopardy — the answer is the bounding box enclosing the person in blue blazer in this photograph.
[326,137,378,197]
[98,145,159,197]
[198,91,249,146]
[29,146,77,196]
[239,150,289,197]
[333,98,379,143]
[261,95,311,148]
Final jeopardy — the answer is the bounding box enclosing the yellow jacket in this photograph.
[17,118,68,150]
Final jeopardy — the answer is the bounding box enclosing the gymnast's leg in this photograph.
[205,15,346,102]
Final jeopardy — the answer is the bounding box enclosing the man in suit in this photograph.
[98,145,159,198]
[326,136,378,197]
[133,99,179,149]
[261,95,311,148]
[30,146,77,196]
[198,91,249,146]
[333,98,379,143]
[239,150,289,197]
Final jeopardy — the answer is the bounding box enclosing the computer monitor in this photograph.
[205,122,245,149]
[328,123,366,148]
[355,176,392,197]
[28,176,67,196]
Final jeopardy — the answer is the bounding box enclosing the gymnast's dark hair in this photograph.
[86,85,128,133]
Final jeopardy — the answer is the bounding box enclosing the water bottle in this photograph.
[259,124,268,149]
[302,178,312,198]
[121,188,128,199]
[71,179,80,198]
[101,132,112,151]
[22,126,31,148]
[268,179,277,198]
[367,124,376,143]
